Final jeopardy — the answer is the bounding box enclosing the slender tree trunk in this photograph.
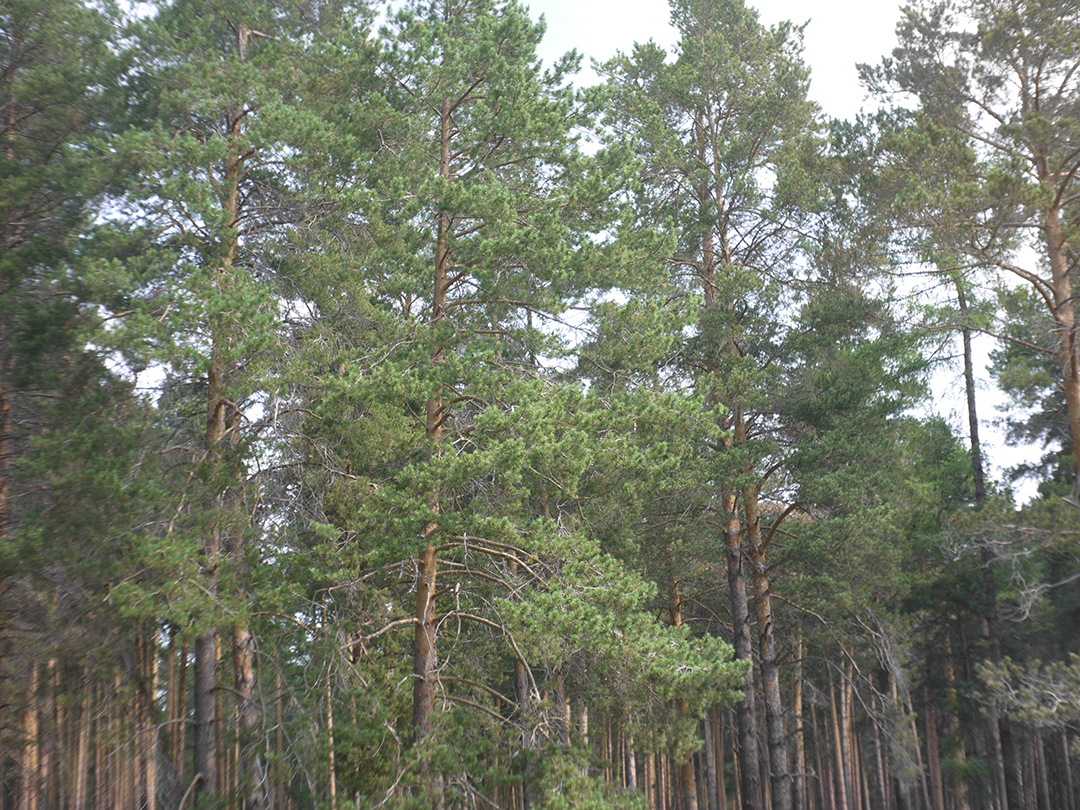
[704,711,719,810]
[926,690,943,810]
[413,542,438,795]
[41,661,54,810]
[814,707,830,810]
[958,274,1011,810]
[138,634,159,810]
[722,417,763,810]
[843,669,858,810]
[646,747,657,810]
[164,629,180,787]
[74,680,91,810]
[668,575,700,810]
[1061,729,1076,810]
[18,662,40,810]
[830,674,848,810]
[0,324,11,551]
[1042,202,1080,489]
[955,281,986,503]
[234,623,267,810]
[326,658,336,807]
[746,486,791,810]
[410,83,453,809]
[730,713,742,810]
[275,669,285,810]
[794,633,807,810]
[194,631,219,801]
[872,695,891,810]
[1035,730,1051,810]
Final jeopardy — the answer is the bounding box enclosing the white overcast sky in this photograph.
[529,0,905,121]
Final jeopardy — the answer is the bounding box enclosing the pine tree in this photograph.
[863,0,1080,490]
[594,2,825,806]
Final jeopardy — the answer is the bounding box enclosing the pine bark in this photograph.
[193,631,219,798]
[829,674,848,810]
[926,691,944,810]
[746,487,791,810]
[793,633,807,810]
[703,711,719,810]
[669,575,700,810]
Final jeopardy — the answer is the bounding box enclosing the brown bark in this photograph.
[872,696,890,810]
[647,747,657,810]
[722,434,763,810]
[716,713,728,810]
[233,623,267,810]
[193,631,219,800]
[138,633,159,810]
[668,575,700,810]
[956,281,987,504]
[703,711,719,810]
[0,336,11,548]
[1061,729,1075,810]
[905,691,933,810]
[326,659,337,807]
[829,674,848,810]
[17,662,40,810]
[746,487,791,810]
[410,81,453,807]
[843,669,859,810]
[926,691,943,810]
[793,633,807,810]
[73,681,91,810]
[1043,203,1080,488]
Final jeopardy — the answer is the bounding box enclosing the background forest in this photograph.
[2,0,1079,808]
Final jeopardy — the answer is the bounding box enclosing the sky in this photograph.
[528,0,906,121]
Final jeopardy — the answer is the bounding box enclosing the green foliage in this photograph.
[9,1,1080,809]
[981,655,1080,729]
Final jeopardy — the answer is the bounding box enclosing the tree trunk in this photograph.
[926,691,943,810]
[413,540,438,801]
[843,669,858,810]
[73,680,91,810]
[233,623,267,810]
[326,657,337,807]
[794,633,807,810]
[704,711,719,810]
[955,281,986,503]
[1061,729,1076,810]
[746,486,791,810]
[1043,202,1080,489]
[723,427,763,810]
[193,630,219,801]
[1035,729,1051,810]
[18,662,40,810]
[829,674,848,810]
[669,575,700,810]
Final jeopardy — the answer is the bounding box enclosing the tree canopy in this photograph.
[1,1,1078,809]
